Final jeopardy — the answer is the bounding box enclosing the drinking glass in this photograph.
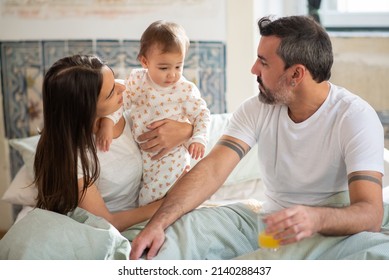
[257,213,280,251]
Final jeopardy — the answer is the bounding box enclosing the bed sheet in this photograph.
[126,191,389,260]
[236,208,389,260]
[2,196,389,260]
[0,207,130,260]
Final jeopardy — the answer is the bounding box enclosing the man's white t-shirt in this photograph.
[224,83,384,212]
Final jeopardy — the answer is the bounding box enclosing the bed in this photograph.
[1,113,389,260]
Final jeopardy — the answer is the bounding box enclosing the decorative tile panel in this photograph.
[1,39,226,178]
[43,40,94,73]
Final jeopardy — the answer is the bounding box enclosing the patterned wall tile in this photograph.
[96,40,122,68]
[1,39,226,178]
[68,40,94,57]
[43,40,94,73]
[199,68,226,113]
[42,41,67,73]
[0,41,43,176]
[198,41,226,113]
[122,40,141,68]
[185,41,200,69]
[199,41,225,69]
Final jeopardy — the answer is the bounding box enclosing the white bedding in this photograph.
[3,193,389,260]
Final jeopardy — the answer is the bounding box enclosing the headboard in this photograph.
[0,39,227,177]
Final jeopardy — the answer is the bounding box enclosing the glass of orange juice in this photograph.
[257,213,280,251]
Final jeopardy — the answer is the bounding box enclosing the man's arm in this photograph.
[265,170,383,245]
[320,170,383,233]
[130,135,251,260]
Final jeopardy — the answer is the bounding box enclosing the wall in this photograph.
[226,0,308,113]
[225,0,257,113]
[330,35,389,111]
[0,1,226,41]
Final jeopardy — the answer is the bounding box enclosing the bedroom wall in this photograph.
[330,35,389,112]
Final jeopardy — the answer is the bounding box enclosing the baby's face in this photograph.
[140,46,185,88]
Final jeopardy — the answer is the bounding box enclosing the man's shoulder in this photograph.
[329,83,373,114]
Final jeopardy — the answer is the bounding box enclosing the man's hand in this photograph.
[130,223,166,260]
[137,119,193,160]
[264,205,320,245]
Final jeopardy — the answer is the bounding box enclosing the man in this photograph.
[130,15,384,260]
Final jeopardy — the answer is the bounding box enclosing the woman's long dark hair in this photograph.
[34,54,104,214]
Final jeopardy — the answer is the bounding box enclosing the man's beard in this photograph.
[257,74,291,105]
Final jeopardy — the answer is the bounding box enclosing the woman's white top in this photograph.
[79,111,143,212]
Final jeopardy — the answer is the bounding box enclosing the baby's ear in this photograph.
[139,56,148,69]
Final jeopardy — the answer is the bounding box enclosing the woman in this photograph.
[33,54,193,232]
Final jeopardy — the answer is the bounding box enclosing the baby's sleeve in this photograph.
[184,84,211,147]
[105,106,124,125]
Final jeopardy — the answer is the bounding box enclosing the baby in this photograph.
[97,20,210,206]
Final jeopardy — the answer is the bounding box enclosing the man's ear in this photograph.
[139,56,148,69]
[291,64,306,82]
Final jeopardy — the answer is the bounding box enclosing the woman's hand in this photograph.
[137,119,193,160]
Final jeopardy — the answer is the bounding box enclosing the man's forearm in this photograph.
[316,201,383,235]
[147,158,224,231]
[145,136,247,232]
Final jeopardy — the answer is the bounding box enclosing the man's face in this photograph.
[251,36,293,105]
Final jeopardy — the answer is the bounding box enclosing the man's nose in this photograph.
[251,61,261,76]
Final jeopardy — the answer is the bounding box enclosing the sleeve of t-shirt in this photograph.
[223,96,261,148]
[340,101,384,175]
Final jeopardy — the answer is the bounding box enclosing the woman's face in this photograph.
[96,66,125,118]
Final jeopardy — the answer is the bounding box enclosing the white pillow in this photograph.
[191,113,261,186]
[2,165,37,206]
[2,135,40,206]
[9,135,40,179]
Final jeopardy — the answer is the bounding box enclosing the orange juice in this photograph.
[258,231,280,250]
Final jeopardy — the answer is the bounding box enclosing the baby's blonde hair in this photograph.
[137,20,190,60]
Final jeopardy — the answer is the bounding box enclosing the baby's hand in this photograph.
[96,124,113,152]
[188,142,205,160]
